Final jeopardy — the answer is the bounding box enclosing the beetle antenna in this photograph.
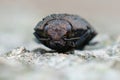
[63,30,90,41]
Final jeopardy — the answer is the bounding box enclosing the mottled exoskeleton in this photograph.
[34,14,97,53]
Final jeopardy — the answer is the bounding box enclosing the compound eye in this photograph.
[44,25,49,32]
[66,23,72,32]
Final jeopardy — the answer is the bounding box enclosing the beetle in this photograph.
[33,14,97,53]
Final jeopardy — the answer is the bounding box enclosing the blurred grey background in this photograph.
[0,0,120,53]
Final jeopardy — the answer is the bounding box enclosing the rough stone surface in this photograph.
[0,34,120,80]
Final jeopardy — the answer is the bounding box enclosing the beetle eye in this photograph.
[44,25,49,32]
[66,24,72,32]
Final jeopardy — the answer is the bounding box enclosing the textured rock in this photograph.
[0,34,120,80]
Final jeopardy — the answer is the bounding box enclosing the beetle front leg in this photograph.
[75,30,91,50]
[75,29,97,50]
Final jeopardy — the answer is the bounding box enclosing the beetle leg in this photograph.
[67,41,76,47]
[75,30,91,49]
[75,28,97,50]
[34,32,50,41]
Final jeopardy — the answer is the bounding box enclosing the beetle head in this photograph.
[44,19,72,46]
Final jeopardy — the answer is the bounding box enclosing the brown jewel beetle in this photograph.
[34,14,97,53]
